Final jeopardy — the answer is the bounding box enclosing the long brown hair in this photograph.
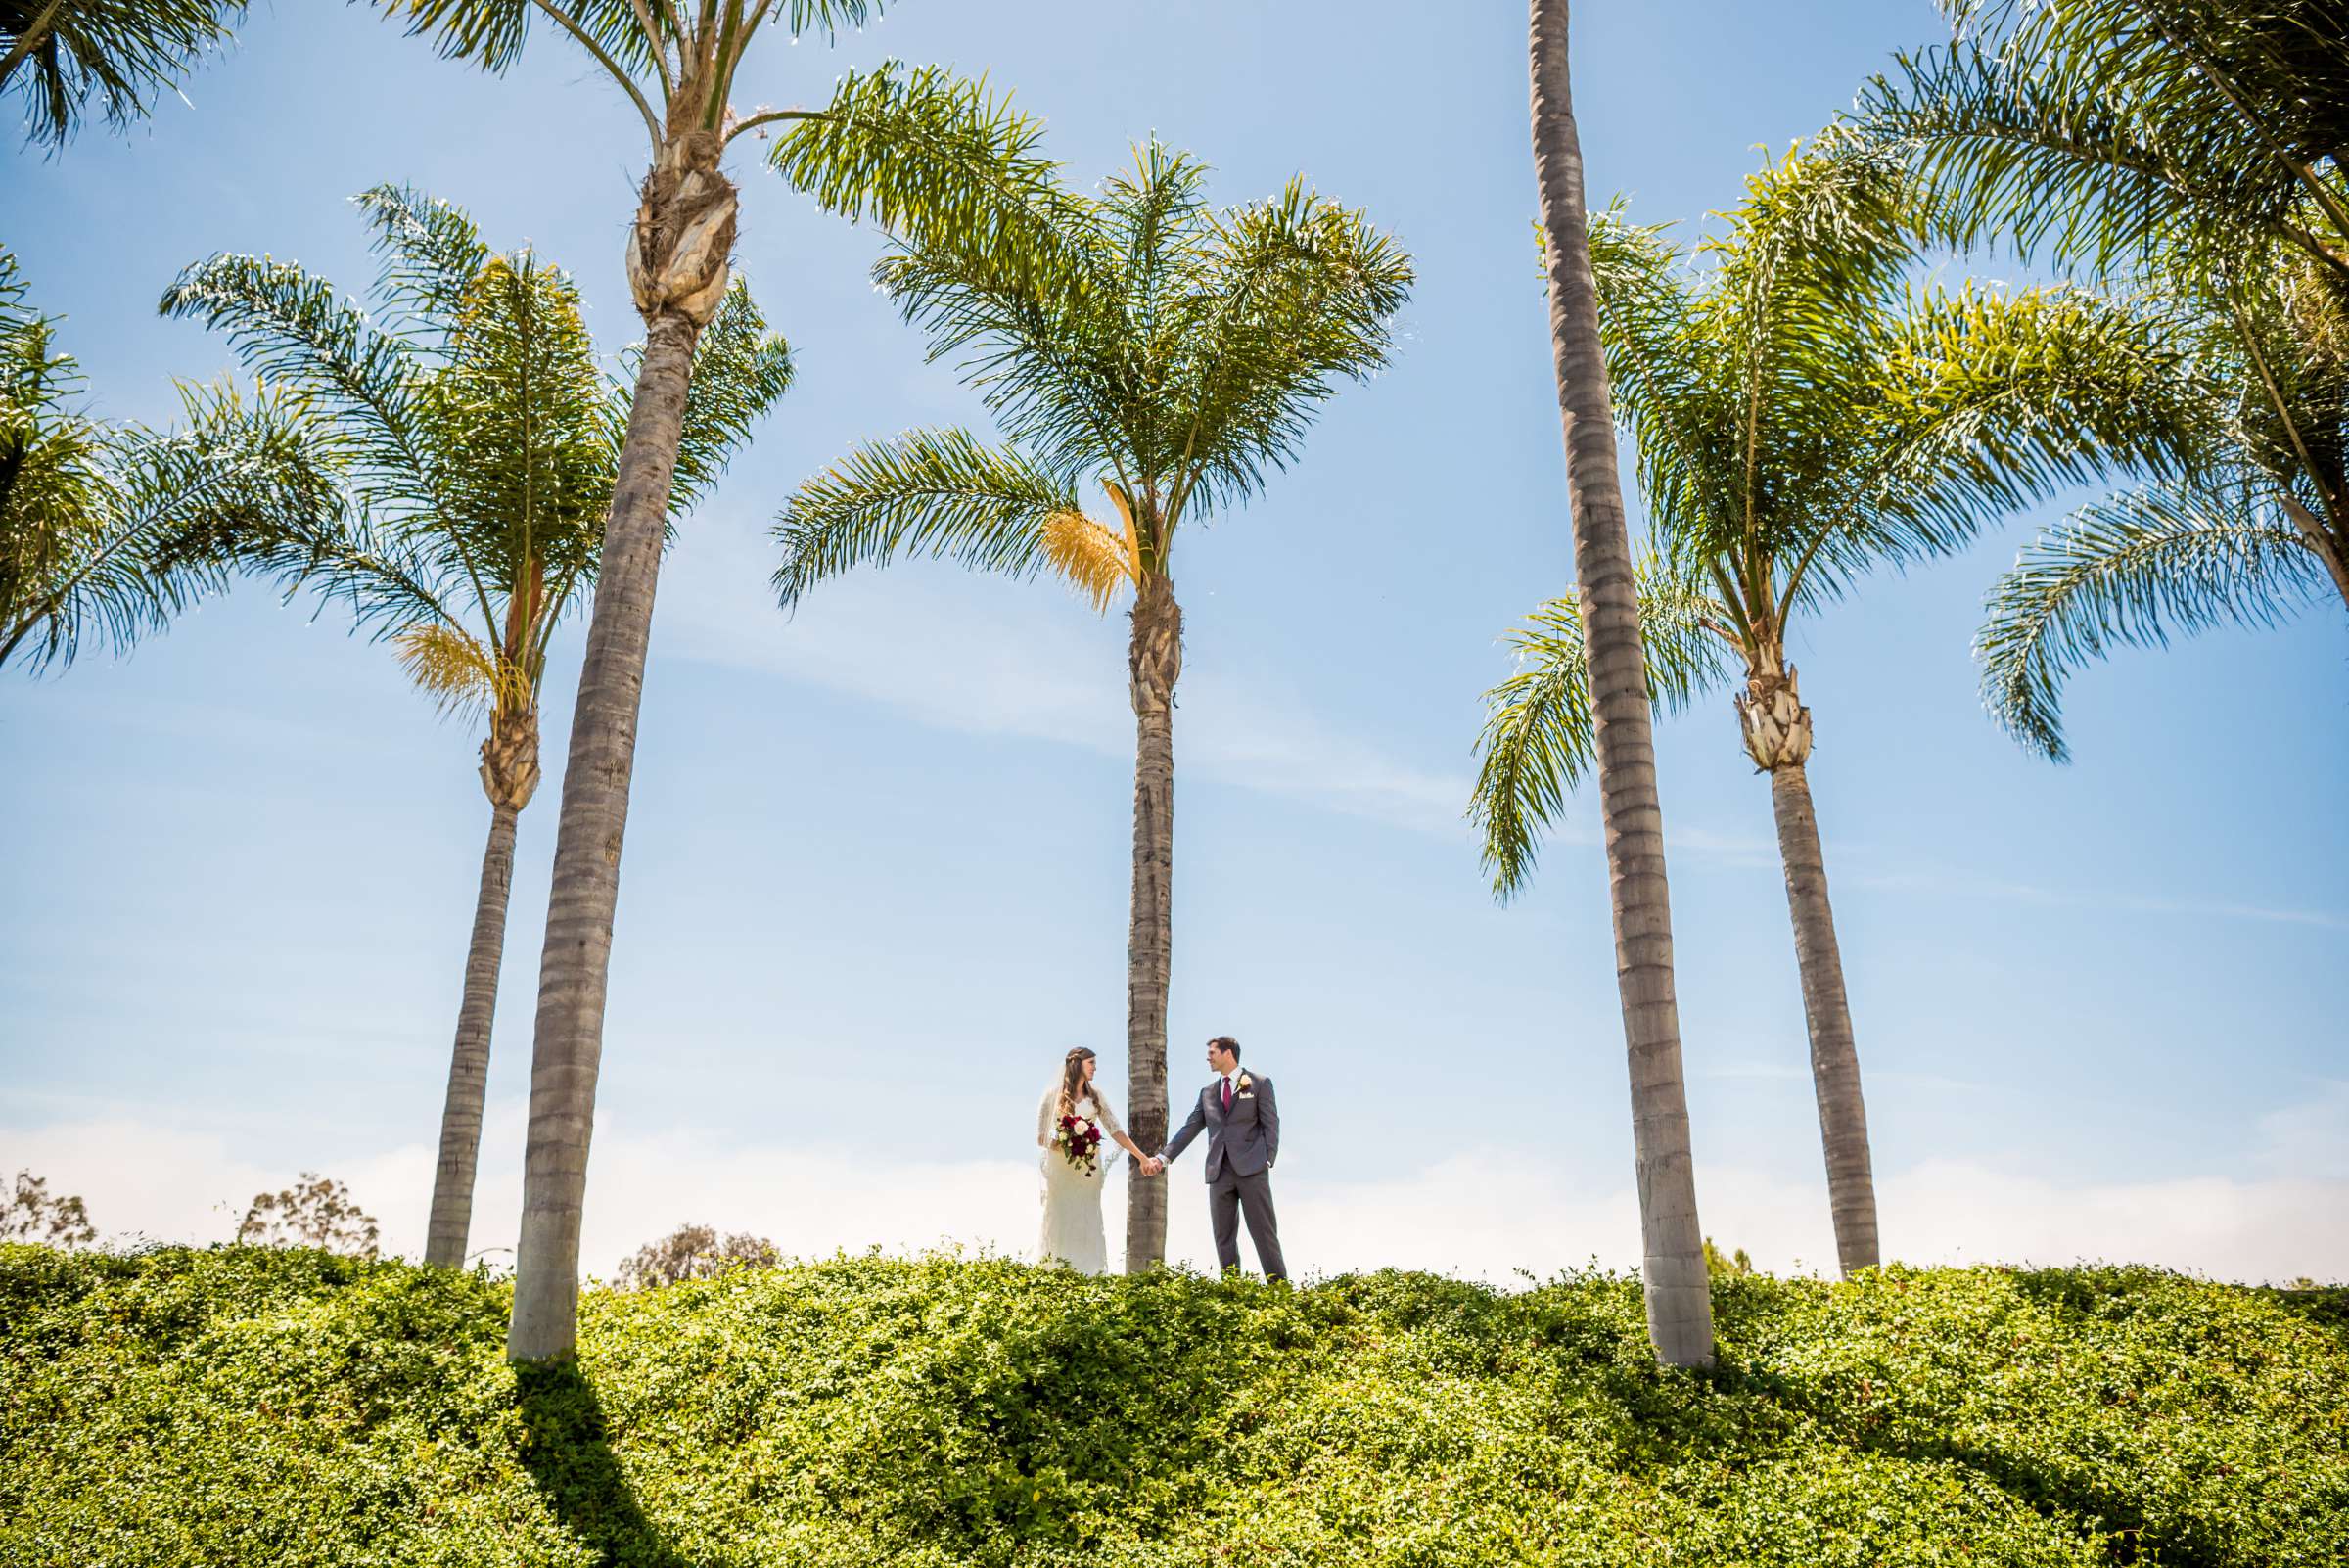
[1057,1048,1097,1119]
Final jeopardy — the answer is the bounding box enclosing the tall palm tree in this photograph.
[1527,0,1711,1367]
[372,0,1080,1359]
[2,0,247,147]
[1476,140,2198,1277]
[1858,0,2349,745]
[1979,231,2347,756]
[773,142,1410,1272]
[2,246,329,671]
[160,185,791,1270]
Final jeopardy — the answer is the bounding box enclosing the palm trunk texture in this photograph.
[1531,0,1714,1367]
[1766,760,1881,1275]
[425,710,541,1269]
[1123,571,1180,1272]
[507,129,735,1362]
[424,800,520,1268]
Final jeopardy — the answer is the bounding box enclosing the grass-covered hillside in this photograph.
[2,1247,2343,1567]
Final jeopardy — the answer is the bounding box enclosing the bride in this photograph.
[1036,1047,1150,1273]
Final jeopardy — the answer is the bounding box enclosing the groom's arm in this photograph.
[1162,1094,1207,1165]
[1258,1076,1278,1168]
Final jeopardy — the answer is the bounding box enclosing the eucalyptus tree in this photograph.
[2,246,329,672]
[371,0,1072,1359]
[2,0,247,147]
[1476,141,2196,1276]
[161,185,791,1270]
[774,142,1409,1271]
[1528,0,1711,1366]
[1979,232,2347,756]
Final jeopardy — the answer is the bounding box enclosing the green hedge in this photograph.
[2,1246,2341,1566]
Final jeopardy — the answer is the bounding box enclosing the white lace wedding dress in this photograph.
[1037,1086,1124,1274]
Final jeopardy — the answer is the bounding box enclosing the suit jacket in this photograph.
[1162,1071,1278,1181]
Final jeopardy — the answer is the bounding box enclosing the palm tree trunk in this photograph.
[1123,571,1180,1273]
[507,130,734,1363]
[424,799,520,1268]
[2281,496,2349,611]
[1530,0,1713,1368]
[1766,760,1880,1275]
[506,313,703,1361]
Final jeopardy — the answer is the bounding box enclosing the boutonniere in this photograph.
[1236,1073,1254,1093]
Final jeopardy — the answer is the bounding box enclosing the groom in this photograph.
[1144,1036,1286,1281]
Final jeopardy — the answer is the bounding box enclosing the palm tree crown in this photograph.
[775,142,1411,612]
[1860,0,2349,285]
[1478,140,2195,889]
[159,184,791,741]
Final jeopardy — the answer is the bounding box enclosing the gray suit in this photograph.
[1162,1071,1286,1280]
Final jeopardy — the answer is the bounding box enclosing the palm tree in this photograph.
[1978,232,2347,756]
[1857,0,2349,745]
[1527,0,1711,1367]
[773,141,1410,1271]
[372,0,1080,1360]
[1860,0,2349,286]
[160,185,791,1270]
[2,246,329,671]
[1476,140,2198,1277]
[2,0,248,148]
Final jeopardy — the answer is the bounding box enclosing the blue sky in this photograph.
[3,0,2342,1281]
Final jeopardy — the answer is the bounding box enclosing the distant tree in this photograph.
[1704,1237,1754,1277]
[163,186,791,1272]
[2,0,249,149]
[773,140,1410,1272]
[236,1174,380,1258]
[1477,138,2194,1278]
[369,0,1082,1367]
[1,1170,96,1246]
[615,1224,780,1290]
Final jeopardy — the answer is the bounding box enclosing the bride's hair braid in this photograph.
[1058,1047,1096,1120]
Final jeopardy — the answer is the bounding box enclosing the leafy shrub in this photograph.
[0,1246,2340,1566]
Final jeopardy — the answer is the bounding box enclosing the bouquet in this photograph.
[1053,1112,1104,1176]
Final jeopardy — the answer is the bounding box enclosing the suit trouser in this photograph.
[1208,1166,1286,1280]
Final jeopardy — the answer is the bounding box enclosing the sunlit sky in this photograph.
[3,0,2342,1282]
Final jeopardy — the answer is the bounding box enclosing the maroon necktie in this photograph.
[1221,1077,1232,1111]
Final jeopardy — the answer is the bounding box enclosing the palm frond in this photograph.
[1167,179,1414,518]
[772,62,1097,294]
[772,428,1082,611]
[668,278,795,515]
[1861,4,2349,282]
[1470,569,1736,899]
[873,243,1125,483]
[158,253,439,520]
[3,379,345,674]
[1976,482,2326,760]
[1802,281,2206,597]
[352,183,490,348]
[3,0,248,149]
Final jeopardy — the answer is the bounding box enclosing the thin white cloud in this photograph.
[12,1104,2341,1285]
[657,518,1475,837]
[1848,862,2349,932]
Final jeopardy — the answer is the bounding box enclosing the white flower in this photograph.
[1072,1119,1091,1136]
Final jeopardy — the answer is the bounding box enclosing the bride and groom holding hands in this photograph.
[1036,1036,1287,1281]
